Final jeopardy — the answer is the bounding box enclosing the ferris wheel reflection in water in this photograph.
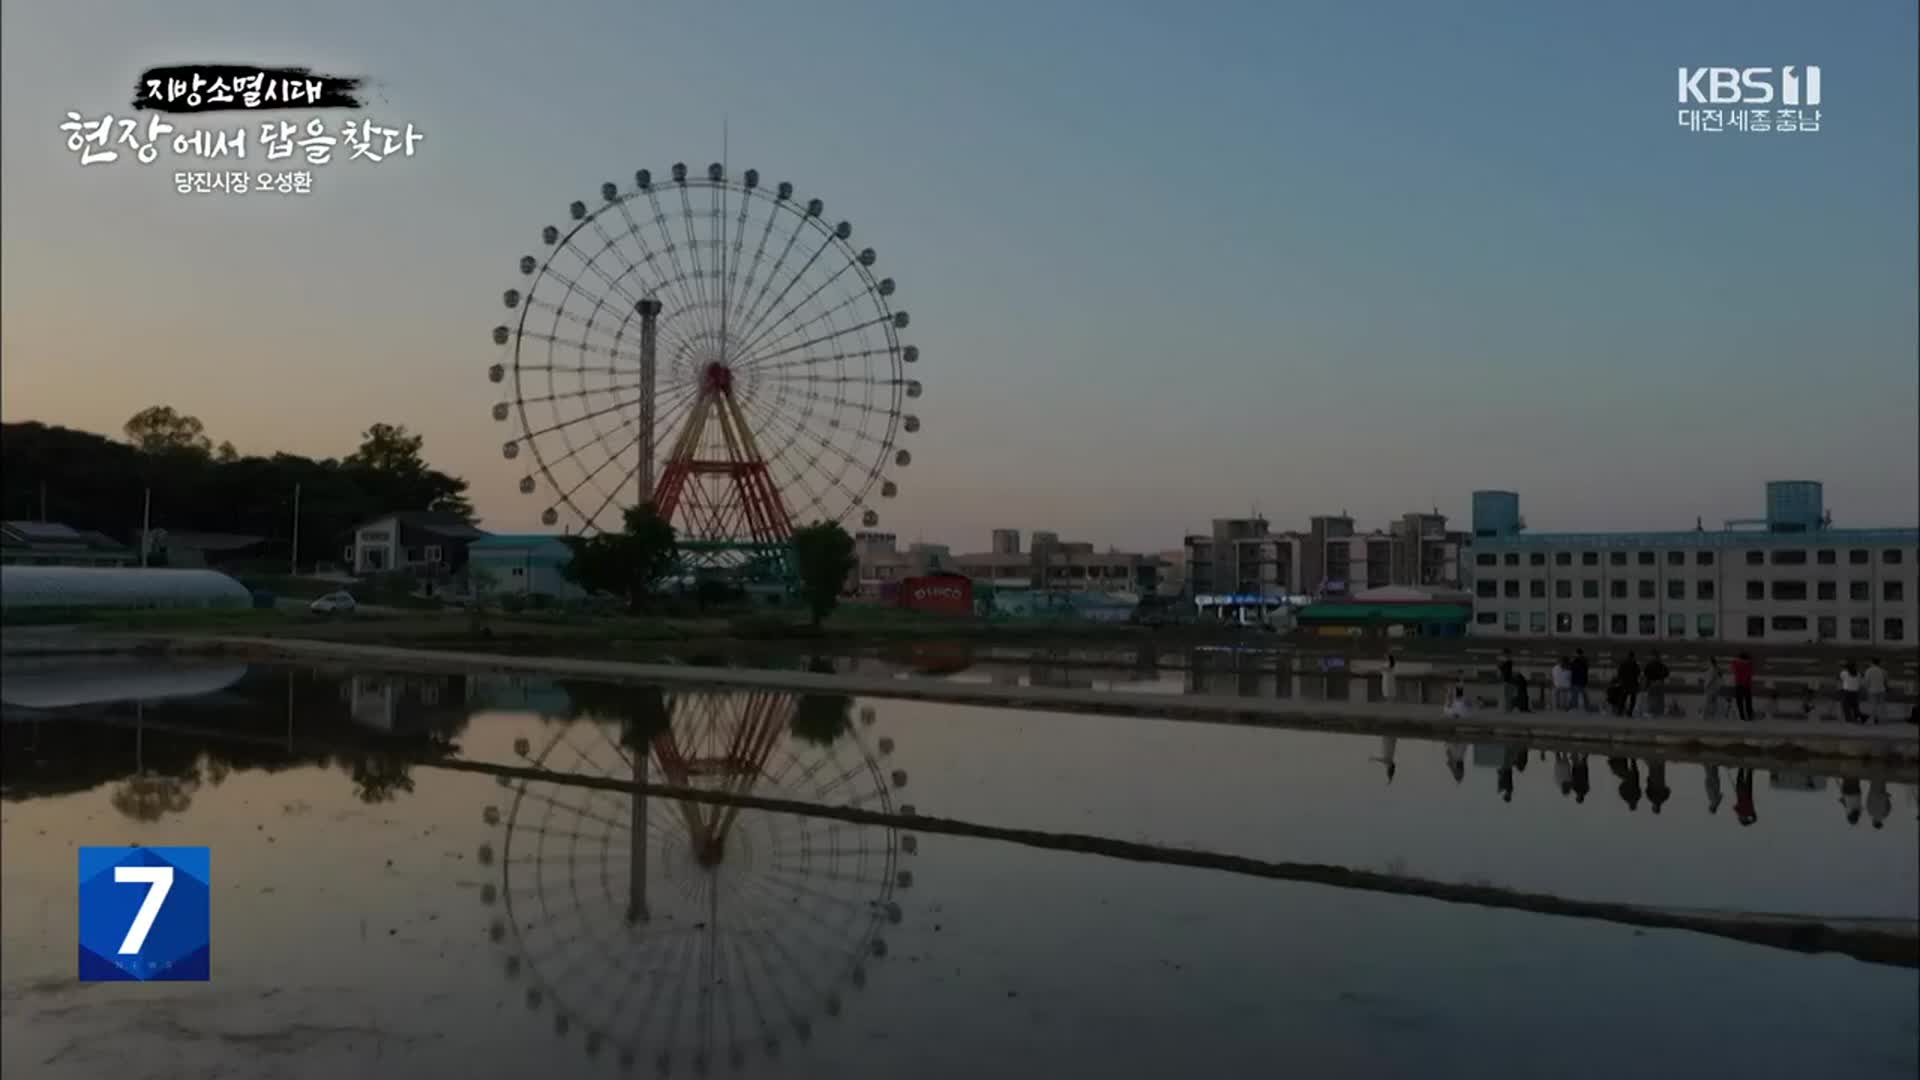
[476,687,916,1074]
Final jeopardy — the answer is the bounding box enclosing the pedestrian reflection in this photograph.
[1372,735,1398,784]
[1867,779,1891,830]
[1704,764,1723,815]
[1553,752,1572,797]
[1497,745,1519,803]
[1570,755,1590,804]
[1734,768,1757,826]
[1443,742,1466,784]
[1839,778,1863,826]
[1646,759,1670,815]
[1609,757,1642,812]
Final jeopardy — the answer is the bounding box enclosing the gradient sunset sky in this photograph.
[3,0,1915,551]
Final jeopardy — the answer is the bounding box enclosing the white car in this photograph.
[309,591,358,615]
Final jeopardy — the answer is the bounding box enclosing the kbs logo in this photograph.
[78,846,211,981]
[1678,66,1820,106]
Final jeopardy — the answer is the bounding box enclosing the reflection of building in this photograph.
[342,674,472,733]
[1465,482,1918,647]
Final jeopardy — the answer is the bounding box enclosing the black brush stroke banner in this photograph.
[133,65,364,113]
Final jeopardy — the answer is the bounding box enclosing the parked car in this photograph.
[309,591,357,615]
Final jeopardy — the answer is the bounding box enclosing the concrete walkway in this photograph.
[179,635,1920,767]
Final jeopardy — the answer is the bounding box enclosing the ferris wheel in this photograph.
[476,690,916,1073]
[487,163,924,560]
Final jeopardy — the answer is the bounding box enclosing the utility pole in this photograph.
[290,483,302,575]
[636,297,661,507]
[139,487,152,567]
[38,481,47,523]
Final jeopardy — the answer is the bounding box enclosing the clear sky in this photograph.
[3,0,1915,552]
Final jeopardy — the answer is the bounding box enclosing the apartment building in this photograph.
[1183,511,1468,599]
[1465,482,1918,648]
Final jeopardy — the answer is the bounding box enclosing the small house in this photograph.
[465,534,584,601]
[346,512,488,577]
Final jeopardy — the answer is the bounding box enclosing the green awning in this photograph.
[1294,603,1471,625]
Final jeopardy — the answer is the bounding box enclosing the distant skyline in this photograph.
[4,0,1916,553]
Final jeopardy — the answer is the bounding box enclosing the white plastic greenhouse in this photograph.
[0,566,253,611]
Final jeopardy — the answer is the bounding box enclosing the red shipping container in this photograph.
[897,574,972,615]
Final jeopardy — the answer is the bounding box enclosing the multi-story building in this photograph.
[1183,511,1468,599]
[1465,482,1918,648]
[943,530,1162,596]
[850,531,950,598]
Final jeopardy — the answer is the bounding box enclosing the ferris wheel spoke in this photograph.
[740,314,897,370]
[729,247,867,365]
[611,197,704,330]
[747,346,897,379]
[674,184,720,347]
[728,195,784,344]
[733,291,873,375]
[641,188,715,347]
[520,379,642,410]
[513,393,640,446]
[730,206,813,348]
[738,388,876,498]
[730,232,836,353]
[720,189,753,362]
[552,425,647,517]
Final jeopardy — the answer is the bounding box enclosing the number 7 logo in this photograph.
[113,866,174,954]
[79,846,211,981]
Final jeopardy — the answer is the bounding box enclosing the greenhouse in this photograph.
[0,566,253,611]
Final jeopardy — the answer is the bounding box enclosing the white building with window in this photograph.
[1464,482,1917,648]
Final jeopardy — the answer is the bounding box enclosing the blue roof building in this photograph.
[466,534,583,601]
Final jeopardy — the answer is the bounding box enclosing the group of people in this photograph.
[1454,649,1903,724]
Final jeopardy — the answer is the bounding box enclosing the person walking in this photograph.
[1617,652,1641,718]
[1497,650,1516,712]
[1551,656,1572,711]
[1700,658,1725,720]
[1729,652,1756,723]
[1839,661,1863,725]
[1863,657,1889,725]
[1643,651,1670,719]
[1568,648,1590,712]
[1380,653,1399,703]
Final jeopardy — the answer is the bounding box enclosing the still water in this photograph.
[3,660,1916,1079]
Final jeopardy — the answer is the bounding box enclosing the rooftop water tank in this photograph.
[1471,490,1522,538]
[1765,481,1824,532]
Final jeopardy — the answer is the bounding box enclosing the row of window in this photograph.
[1474,548,1907,568]
[1474,578,1907,602]
[1475,610,1907,641]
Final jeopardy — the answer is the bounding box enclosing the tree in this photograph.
[790,521,856,627]
[344,421,476,522]
[123,406,212,457]
[215,440,239,462]
[345,422,427,473]
[789,692,853,747]
[561,503,678,612]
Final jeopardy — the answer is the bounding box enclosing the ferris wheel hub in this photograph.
[701,362,734,393]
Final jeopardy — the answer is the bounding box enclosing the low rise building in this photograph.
[466,534,584,602]
[947,530,1161,597]
[346,512,487,577]
[0,521,135,567]
[1465,482,1918,648]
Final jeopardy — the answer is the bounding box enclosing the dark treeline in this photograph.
[2,407,474,569]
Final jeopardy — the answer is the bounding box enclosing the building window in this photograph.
[1582,552,1599,566]
[510,567,526,577]
[1475,580,1497,598]
[1817,580,1836,601]
[1638,614,1657,636]
[1886,549,1906,565]
[1850,581,1870,602]
[1610,580,1628,599]
[1888,618,1907,642]
[1583,613,1601,634]
[1770,549,1806,566]
[1665,551,1685,566]
[1504,610,1521,632]
[1694,551,1712,566]
[1475,553,1497,567]
[1772,580,1807,602]
[1555,579,1573,599]
[425,545,442,564]
[1746,616,1765,638]
[1609,552,1627,567]
[1697,580,1714,600]
[1583,579,1600,599]
[1667,613,1685,637]
[1610,614,1628,635]
[1554,552,1572,566]
[1555,612,1573,633]
[1745,581,1764,601]
[1816,549,1836,565]
[1633,552,1652,566]
[1887,581,1906,602]
[1696,613,1714,638]
[1529,553,1546,566]
[1817,616,1836,640]
[1771,615,1808,633]
[1503,580,1520,598]
[1634,579,1653,599]
[1666,579,1684,600]
[1744,550,1764,566]
[1850,617,1871,641]
[1529,580,1547,599]
[1529,611,1548,633]
[1849,549,1870,565]
[1503,553,1519,566]
[341,545,354,563]
[1475,611,1498,625]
